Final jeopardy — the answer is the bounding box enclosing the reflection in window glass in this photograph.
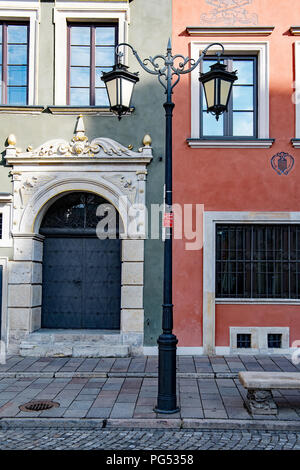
[95,67,112,87]
[70,46,90,67]
[95,87,109,106]
[70,88,90,106]
[70,67,90,87]
[8,65,27,86]
[233,60,253,85]
[7,86,27,105]
[232,86,253,110]
[202,111,224,136]
[95,47,115,67]
[233,112,253,136]
[7,25,27,44]
[68,24,117,106]
[8,45,27,65]
[71,27,90,45]
[96,27,115,46]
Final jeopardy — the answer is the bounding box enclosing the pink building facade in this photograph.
[172,0,300,355]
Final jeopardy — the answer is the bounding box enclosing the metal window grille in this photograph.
[268,334,282,349]
[216,224,300,299]
[0,213,2,238]
[237,334,251,348]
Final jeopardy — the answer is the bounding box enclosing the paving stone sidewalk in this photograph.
[0,355,299,423]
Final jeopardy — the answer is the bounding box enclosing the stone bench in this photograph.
[239,371,300,415]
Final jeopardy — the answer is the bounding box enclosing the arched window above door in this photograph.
[40,191,120,236]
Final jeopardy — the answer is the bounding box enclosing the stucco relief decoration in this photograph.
[27,116,132,159]
[271,152,295,176]
[200,0,258,25]
[102,174,137,205]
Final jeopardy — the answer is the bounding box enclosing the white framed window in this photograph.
[0,195,12,247]
[0,1,40,107]
[53,1,129,107]
[189,41,273,148]
[293,41,300,147]
[0,257,8,349]
[203,211,300,355]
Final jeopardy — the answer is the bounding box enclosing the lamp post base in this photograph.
[155,332,180,414]
[153,407,180,414]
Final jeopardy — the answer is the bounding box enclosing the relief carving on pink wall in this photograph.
[200,0,258,25]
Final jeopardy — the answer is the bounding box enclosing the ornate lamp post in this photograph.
[102,40,237,414]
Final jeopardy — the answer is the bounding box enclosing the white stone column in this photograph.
[7,233,44,353]
[120,239,144,355]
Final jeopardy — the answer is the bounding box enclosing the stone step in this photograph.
[21,330,123,345]
[19,342,130,358]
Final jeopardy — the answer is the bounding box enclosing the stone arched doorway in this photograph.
[39,191,121,330]
[5,116,152,356]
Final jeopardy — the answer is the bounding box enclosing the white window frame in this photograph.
[0,1,40,106]
[0,257,8,350]
[190,41,271,148]
[53,1,130,106]
[203,211,300,355]
[0,196,12,247]
[294,41,300,145]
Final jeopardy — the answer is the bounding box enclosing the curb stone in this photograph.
[0,372,238,379]
[1,417,300,431]
[0,418,105,429]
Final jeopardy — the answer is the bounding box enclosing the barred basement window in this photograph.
[237,334,251,348]
[268,334,282,348]
[216,224,300,298]
[0,213,2,238]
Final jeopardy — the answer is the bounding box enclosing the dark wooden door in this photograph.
[0,266,2,337]
[40,192,121,330]
[42,237,121,329]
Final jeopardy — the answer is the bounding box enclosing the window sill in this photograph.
[216,298,300,305]
[186,26,275,36]
[187,138,275,149]
[0,193,12,203]
[0,106,44,115]
[48,106,134,116]
[291,138,300,148]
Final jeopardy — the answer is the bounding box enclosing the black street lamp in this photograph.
[102,40,237,414]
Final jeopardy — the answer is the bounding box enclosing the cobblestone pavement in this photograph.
[0,428,300,450]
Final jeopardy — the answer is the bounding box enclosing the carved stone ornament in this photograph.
[102,174,137,204]
[35,115,132,158]
[6,115,144,160]
[245,389,277,415]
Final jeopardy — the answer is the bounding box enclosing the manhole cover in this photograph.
[19,400,60,412]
